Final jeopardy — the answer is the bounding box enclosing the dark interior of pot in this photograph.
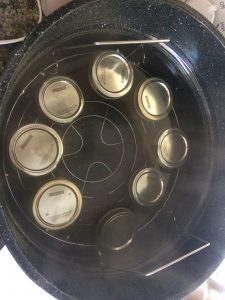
[1,29,212,281]
[1,1,225,299]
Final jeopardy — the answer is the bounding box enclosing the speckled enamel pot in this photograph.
[0,1,225,299]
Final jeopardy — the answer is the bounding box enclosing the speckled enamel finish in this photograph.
[0,1,225,299]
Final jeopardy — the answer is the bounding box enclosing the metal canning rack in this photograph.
[3,37,210,277]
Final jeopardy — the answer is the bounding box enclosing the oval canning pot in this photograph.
[0,1,225,299]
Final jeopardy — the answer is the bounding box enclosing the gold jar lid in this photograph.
[33,179,82,230]
[9,124,63,176]
[132,168,164,206]
[137,78,172,120]
[39,76,84,123]
[91,52,134,98]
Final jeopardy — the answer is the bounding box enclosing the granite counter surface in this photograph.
[0,0,38,75]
